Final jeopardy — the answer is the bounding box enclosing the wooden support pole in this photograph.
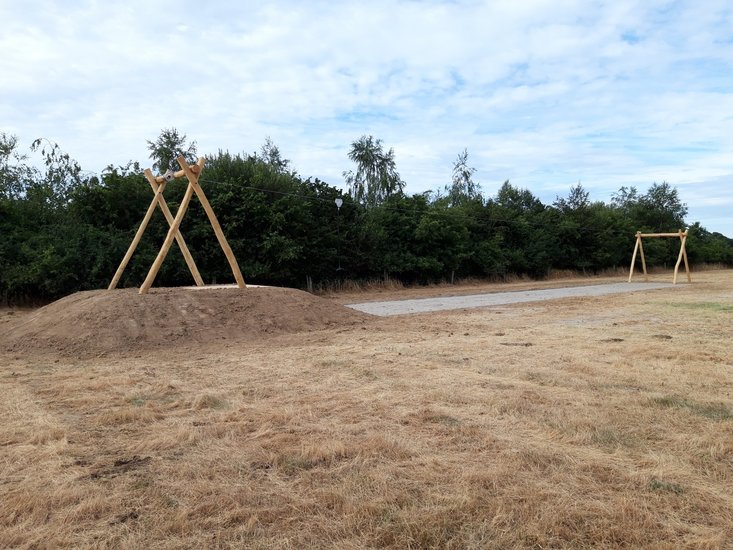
[109,181,167,290]
[681,233,691,283]
[177,156,246,289]
[638,235,648,280]
[673,230,691,285]
[628,232,641,283]
[139,177,198,294]
[143,169,204,287]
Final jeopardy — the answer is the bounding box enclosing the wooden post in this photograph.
[673,230,691,285]
[638,235,648,280]
[109,170,207,290]
[143,169,204,287]
[176,156,246,289]
[139,177,198,294]
[109,181,168,290]
[681,233,691,283]
[628,232,641,283]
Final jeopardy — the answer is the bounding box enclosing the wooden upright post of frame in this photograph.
[109,156,246,294]
[108,166,205,290]
[628,229,691,285]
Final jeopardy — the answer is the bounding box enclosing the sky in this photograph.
[2,0,732,236]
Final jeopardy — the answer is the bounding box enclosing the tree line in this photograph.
[1,129,731,304]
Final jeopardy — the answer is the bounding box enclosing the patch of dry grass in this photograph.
[1,271,732,548]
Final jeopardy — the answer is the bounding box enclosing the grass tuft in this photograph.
[652,395,733,421]
[664,301,733,313]
[193,394,229,410]
[649,478,685,495]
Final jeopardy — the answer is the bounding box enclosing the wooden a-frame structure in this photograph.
[628,229,691,285]
[109,156,246,294]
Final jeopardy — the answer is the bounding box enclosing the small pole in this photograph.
[335,198,344,273]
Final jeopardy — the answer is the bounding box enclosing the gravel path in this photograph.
[346,281,678,316]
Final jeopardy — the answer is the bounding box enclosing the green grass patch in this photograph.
[591,428,635,448]
[652,395,733,421]
[662,301,733,313]
[649,478,685,495]
[281,455,317,473]
[423,412,461,426]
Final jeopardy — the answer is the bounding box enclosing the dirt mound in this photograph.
[1,286,371,356]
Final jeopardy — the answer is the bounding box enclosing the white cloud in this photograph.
[2,0,732,234]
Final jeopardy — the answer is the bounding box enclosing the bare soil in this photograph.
[1,271,732,548]
[1,286,370,357]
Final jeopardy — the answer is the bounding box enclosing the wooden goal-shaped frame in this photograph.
[628,230,691,285]
[109,156,246,294]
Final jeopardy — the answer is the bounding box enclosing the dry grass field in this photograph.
[1,271,732,549]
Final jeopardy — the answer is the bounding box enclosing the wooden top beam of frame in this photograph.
[636,231,688,238]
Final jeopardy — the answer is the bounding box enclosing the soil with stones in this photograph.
[0,286,371,357]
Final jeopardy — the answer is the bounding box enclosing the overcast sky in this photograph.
[2,0,732,235]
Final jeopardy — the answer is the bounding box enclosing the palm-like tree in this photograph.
[446,148,481,206]
[343,135,404,207]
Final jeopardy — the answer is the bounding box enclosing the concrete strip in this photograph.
[346,282,678,316]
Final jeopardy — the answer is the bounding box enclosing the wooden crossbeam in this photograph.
[637,232,685,238]
[628,229,691,285]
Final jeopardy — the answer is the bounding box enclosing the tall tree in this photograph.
[2,134,84,204]
[554,183,590,212]
[640,182,687,231]
[343,135,404,207]
[0,133,31,199]
[446,148,481,205]
[146,128,197,173]
[612,182,687,232]
[610,185,639,210]
[495,180,543,213]
[29,138,83,205]
[259,136,291,174]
